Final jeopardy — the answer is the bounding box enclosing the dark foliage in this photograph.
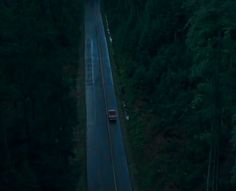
[0,0,83,190]
[103,0,236,190]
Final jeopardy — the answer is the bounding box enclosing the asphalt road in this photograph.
[85,0,132,191]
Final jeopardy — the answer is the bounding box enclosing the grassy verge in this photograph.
[76,6,87,190]
[64,2,86,190]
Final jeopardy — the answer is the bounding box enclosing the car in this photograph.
[108,109,117,121]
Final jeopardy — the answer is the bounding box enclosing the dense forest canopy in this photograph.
[0,0,84,190]
[103,0,236,190]
[1,0,236,190]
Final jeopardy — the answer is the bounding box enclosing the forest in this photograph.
[1,0,236,191]
[0,0,84,191]
[103,0,236,190]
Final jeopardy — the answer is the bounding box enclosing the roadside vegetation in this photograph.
[0,0,84,190]
[103,0,236,190]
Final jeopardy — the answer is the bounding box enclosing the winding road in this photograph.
[85,0,133,190]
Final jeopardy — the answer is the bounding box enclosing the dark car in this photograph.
[108,109,117,121]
